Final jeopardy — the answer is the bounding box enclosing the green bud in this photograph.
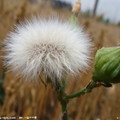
[92,47,120,83]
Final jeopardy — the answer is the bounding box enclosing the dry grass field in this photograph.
[0,0,120,120]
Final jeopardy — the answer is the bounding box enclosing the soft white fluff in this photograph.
[4,17,92,83]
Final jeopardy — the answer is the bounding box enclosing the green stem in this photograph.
[70,14,78,25]
[59,96,69,120]
[64,80,100,100]
[0,67,6,105]
[56,79,69,120]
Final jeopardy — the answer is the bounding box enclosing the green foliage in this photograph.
[117,22,120,26]
[81,10,91,18]
[96,15,104,22]
[92,47,120,83]
[96,15,110,24]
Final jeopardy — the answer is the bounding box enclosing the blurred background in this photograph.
[0,0,120,120]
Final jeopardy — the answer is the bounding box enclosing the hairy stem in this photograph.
[56,79,69,120]
[0,66,6,105]
[64,80,101,100]
[59,95,69,120]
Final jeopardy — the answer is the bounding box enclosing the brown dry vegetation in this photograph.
[0,0,120,120]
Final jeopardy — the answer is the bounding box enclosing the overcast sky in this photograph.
[59,0,120,23]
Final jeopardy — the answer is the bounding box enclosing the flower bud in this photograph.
[92,47,120,83]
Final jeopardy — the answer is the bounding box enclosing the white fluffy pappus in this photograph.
[4,17,92,83]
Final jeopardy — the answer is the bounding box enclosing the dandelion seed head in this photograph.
[4,17,92,83]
